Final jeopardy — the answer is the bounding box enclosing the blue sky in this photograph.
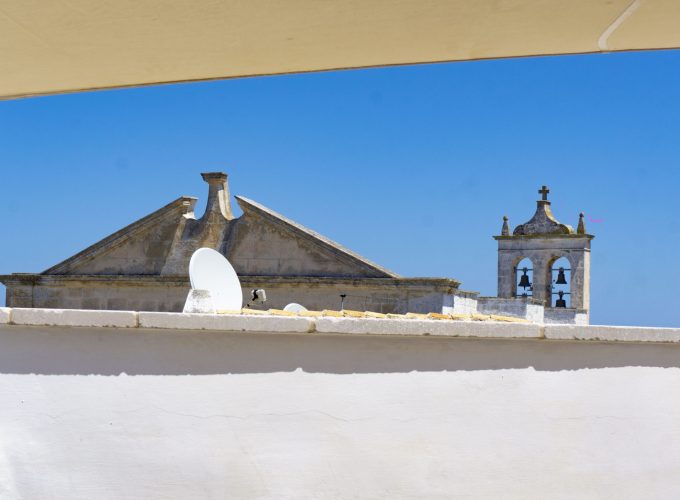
[1,50,679,326]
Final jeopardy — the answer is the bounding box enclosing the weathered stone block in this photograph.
[106,298,128,310]
[314,316,542,338]
[82,298,101,310]
[10,308,138,328]
[138,311,314,333]
[545,325,680,343]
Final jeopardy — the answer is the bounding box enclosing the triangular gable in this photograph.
[44,196,197,275]
[233,196,399,278]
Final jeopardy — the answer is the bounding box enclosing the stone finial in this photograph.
[577,212,586,235]
[200,172,233,221]
[501,216,510,236]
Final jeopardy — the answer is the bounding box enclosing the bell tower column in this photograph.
[532,255,552,307]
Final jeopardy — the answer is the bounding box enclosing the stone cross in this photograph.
[538,185,550,201]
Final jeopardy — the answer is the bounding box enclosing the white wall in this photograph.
[1,320,680,499]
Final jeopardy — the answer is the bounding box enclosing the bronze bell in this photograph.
[518,268,531,289]
[556,267,567,285]
[556,291,567,308]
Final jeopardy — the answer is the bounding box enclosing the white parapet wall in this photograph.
[1,307,680,499]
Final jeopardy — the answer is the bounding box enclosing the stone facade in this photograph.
[1,172,467,314]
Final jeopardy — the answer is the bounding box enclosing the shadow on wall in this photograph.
[0,284,4,307]
[1,326,680,375]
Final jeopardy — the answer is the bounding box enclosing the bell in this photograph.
[556,291,567,308]
[518,268,531,289]
[556,267,567,285]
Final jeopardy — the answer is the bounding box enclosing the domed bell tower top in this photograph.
[493,186,594,312]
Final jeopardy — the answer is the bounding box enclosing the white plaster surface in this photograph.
[138,311,314,333]
[315,316,543,338]
[3,307,680,342]
[10,307,138,328]
[1,323,680,499]
[451,294,478,314]
[543,308,589,325]
[546,324,680,343]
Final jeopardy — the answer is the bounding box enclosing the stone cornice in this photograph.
[494,234,594,241]
[0,273,461,291]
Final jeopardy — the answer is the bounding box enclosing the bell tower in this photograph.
[494,185,594,315]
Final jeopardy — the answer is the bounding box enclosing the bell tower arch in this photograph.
[494,185,594,314]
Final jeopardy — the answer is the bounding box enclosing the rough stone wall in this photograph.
[4,284,34,308]
[8,278,458,314]
[20,282,189,312]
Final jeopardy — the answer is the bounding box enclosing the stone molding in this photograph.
[0,273,461,290]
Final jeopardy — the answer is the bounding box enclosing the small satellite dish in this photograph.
[188,248,243,311]
[283,303,308,313]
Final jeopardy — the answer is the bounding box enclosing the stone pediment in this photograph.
[37,172,398,280]
[44,196,197,275]
[227,196,398,278]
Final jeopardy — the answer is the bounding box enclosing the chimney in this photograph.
[200,172,233,221]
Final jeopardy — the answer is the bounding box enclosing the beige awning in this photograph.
[2,0,678,100]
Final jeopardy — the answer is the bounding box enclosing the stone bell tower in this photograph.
[494,185,594,317]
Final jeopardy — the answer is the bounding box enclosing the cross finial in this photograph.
[538,185,550,201]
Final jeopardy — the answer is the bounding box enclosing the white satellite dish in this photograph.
[283,303,308,313]
[188,248,243,311]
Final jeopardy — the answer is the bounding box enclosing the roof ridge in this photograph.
[235,196,399,278]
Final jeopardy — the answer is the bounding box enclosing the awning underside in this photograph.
[2,0,679,99]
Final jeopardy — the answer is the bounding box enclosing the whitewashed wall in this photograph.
[1,316,680,499]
